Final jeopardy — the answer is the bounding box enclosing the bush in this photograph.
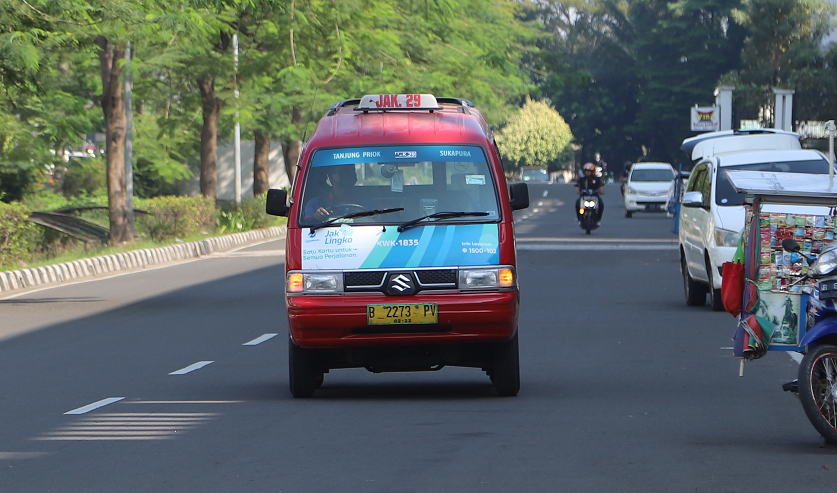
[217,194,282,233]
[0,202,36,268]
[140,195,216,241]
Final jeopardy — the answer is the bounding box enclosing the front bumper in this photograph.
[624,193,667,212]
[287,290,519,349]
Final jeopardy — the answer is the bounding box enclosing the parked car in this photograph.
[679,148,833,311]
[520,167,549,183]
[623,162,676,217]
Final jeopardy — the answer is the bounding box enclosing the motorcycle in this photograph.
[577,189,602,235]
[781,238,837,443]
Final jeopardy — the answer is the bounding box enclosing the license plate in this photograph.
[367,304,438,325]
[645,203,662,211]
[820,281,837,300]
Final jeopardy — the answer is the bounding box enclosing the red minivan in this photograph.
[265,94,529,397]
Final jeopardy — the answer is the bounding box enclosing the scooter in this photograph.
[577,189,601,235]
[780,238,837,443]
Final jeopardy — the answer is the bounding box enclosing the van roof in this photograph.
[680,128,800,156]
[689,133,801,161]
[717,149,826,167]
[305,97,493,150]
[631,162,673,169]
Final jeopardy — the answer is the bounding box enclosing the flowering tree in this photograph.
[496,98,574,172]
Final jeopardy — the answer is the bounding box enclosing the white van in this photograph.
[681,129,802,164]
[679,148,833,310]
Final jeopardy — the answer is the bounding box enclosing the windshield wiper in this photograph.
[397,211,489,233]
[309,207,404,234]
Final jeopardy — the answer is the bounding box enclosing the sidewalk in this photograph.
[0,226,287,295]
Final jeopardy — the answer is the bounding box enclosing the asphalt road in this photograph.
[1,183,835,492]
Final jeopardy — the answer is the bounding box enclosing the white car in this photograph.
[679,148,833,310]
[623,162,676,217]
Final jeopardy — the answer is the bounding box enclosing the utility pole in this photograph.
[125,41,135,234]
[233,33,242,204]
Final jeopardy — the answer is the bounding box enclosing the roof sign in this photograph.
[356,94,441,111]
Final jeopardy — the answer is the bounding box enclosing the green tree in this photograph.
[496,98,573,170]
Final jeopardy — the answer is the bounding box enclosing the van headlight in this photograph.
[459,267,516,290]
[627,187,638,194]
[287,271,343,294]
[811,251,837,278]
[713,228,740,248]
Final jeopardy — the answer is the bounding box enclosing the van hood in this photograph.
[715,205,746,233]
[629,181,671,193]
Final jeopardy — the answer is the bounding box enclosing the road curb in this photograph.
[0,225,287,294]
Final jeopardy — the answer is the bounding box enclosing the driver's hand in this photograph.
[313,207,330,221]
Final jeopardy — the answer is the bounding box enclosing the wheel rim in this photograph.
[811,352,837,431]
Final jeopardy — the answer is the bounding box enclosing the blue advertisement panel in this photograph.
[301,224,499,269]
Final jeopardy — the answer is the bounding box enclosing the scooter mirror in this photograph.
[781,238,800,253]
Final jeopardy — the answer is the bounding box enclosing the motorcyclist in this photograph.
[575,162,605,223]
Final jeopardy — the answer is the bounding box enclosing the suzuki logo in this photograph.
[392,274,411,292]
[385,273,416,296]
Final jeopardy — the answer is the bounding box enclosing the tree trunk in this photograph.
[281,106,303,185]
[96,35,133,245]
[198,77,222,199]
[253,130,270,196]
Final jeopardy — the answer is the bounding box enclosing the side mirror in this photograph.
[509,182,530,211]
[681,191,704,208]
[782,239,800,253]
[265,188,289,216]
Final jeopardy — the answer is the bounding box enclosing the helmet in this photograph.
[583,163,596,172]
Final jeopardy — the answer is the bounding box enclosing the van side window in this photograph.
[687,164,707,193]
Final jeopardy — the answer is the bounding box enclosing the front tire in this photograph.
[289,337,320,398]
[492,333,520,396]
[625,211,633,218]
[682,254,707,306]
[799,345,837,444]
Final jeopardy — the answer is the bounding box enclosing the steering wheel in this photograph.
[329,203,365,217]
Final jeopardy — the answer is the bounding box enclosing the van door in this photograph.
[681,162,710,281]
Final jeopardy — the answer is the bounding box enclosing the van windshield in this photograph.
[630,168,674,182]
[715,158,831,206]
[298,145,500,227]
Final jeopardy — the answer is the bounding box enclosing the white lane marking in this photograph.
[243,333,278,346]
[789,352,803,363]
[0,452,49,459]
[518,244,677,251]
[537,201,544,206]
[65,397,124,415]
[542,190,548,197]
[169,361,214,375]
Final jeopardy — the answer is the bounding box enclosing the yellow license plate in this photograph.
[367,303,438,325]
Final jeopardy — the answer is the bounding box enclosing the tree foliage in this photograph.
[497,98,574,170]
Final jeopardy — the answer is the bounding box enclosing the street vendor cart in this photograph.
[726,169,837,443]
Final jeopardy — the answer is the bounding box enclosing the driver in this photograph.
[575,162,605,223]
[303,164,360,221]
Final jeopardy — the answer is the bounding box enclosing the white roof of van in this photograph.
[691,133,801,161]
[631,162,673,169]
[717,149,826,167]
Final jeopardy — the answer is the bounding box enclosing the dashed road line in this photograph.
[243,333,278,346]
[37,412,218,441]
[64,397,125,415]
[169,361,214,375]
